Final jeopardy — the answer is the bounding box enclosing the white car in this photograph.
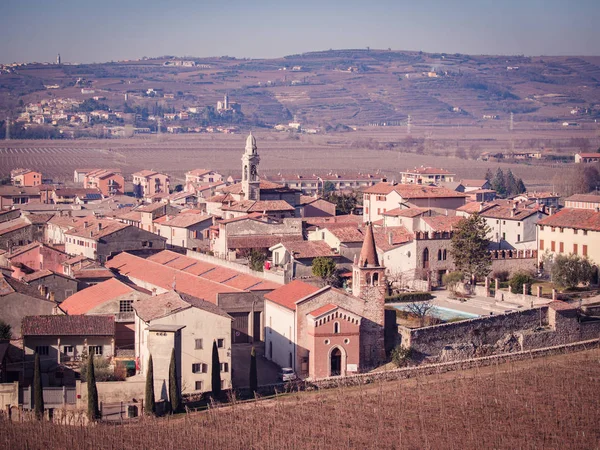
[279,367,297,382]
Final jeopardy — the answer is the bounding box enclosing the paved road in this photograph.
[231,343,281,389]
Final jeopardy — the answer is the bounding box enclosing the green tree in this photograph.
[551,254,594,289]
[312,256,336,279]
[504,170,519,196]
[516,178,526,194]
[145,354,156,416]
[450,213,491,282]
[87,355,100,421]
[249,346,258,395]
[0,320,11,340]
[33,353,44,420]
[248,249,267,272]
[491,168,506,197]
[484,169,493,182]
[442,271,464,295]
[322,180,335,196]
[509,271,534,294]
[211,340,222,399]
[168,348,181,413]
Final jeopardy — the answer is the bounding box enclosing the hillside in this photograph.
[1,349,599,449]
[2,49,600,127]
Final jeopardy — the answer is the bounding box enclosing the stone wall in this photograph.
[491,257,537,276]
[76,378,145,406]
[400,304,600,362]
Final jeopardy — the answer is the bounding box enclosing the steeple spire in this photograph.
[358,223,379,267]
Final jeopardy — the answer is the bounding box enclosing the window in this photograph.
[540,226,544,231]
[583,230,588,236]
[560,228,564,233]
[573,244,578,255]
[583,245,588,257]
[551,241,556,252]
[192,363,208,373]
[517,222,521,227]
[195,381,203,390]
[438,249,442,261]
[539,240,544,250]
[63,346,74,354]
[36,346,49,356]
[517,234,520,242]
[195,339,203,350]
[574,229,578,235]
[269,317,272,334]
[89,346,103,356]
[559,242,564,253]
[334,322,340,334]
[220,362,229,373]
[119,300,134,312]
[217,339,225,348]
[220,379,226,389]
[142,241,148,247]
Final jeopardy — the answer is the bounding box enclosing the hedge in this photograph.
[385,292,433,303]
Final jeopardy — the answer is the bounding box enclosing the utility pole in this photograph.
[406,115,411,135]
[5,117,9,140]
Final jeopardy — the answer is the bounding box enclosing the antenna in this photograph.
[5,117,9,140]
[406,115,411,135]
[509,112,514,132]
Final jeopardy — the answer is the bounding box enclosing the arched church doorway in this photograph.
[330,348,342,376]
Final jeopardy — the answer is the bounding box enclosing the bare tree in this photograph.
[405,300,434,327]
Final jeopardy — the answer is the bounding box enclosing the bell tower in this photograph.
[242,132,260,201]
[352,223,386,305]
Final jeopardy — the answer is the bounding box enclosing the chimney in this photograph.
[97,222,102,231]
[89,231,93,238]
[511,206,516,218]
[388,232,393,246]
[596,207,600,213]
[84,221,89,228]
[49,291,55,302]
[548,207,554,216]
[479,202,485,212]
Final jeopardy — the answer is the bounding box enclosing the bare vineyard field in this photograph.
[1,126,598,190]
[1,349,599,449]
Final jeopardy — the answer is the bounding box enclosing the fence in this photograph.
[21,386,76,410]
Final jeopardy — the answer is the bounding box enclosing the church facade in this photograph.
[264,224,387,379]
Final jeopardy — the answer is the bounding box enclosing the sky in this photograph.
[1,0,599,64]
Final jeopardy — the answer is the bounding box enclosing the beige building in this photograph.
[185,169,224,185]
[399,167,455,184]
[362,182,466,223]
[564,194,600,210]
[133,291,232,395]
[537,208,600,270]
[132,170,170,199]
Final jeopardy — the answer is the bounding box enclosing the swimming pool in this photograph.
[392,304,480,321]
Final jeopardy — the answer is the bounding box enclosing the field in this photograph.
[2,349,599,449]
[1,124,599,190]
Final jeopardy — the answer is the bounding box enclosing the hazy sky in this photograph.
[1,0,599,63]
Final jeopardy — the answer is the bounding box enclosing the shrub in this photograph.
[493,270,510,282]
[442,271,463,293]
[509,271,534,294]
[80,356,125,382]
[385,292,433,303]
[391,346,413,367]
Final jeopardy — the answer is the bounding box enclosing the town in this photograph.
[0,130,598,435]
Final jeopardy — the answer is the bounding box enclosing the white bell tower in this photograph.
[242,132,260,200]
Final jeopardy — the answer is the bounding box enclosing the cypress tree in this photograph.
[168,348,180,413]
[491,168,507,197]
[249,346,258,394]
[211,340,222,399]
[145,354,156,416]
[87,355,100,421]
[33,352,44,420]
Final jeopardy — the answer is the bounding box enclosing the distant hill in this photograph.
[2,49,600,127]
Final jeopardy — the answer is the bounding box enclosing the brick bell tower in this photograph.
[352,222,386,365]
[353,223,386,304]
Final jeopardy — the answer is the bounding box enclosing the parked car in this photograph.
[278,367,297,382]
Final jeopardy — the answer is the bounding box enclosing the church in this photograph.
[263,223,387,379]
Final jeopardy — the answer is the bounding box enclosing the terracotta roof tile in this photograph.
[60,278,136,315]
[326,226,365,243]
[308,303,337,317]
[133,290,230,322]
[422,216,464,232]
[227,234,303,249]
[264,280,321,310]
[564,194,600,203]
[381,207,429,218]
[276,240,338,259]
[373,226,413,252]
[538,208,600,231]
[22,315,114,336]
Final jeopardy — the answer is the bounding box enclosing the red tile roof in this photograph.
[308,303,338,317]
[264,280,321,310]
[60,278,136,315]
[160,214,212,228]
[362,182,467,199]
[381,207,429,218]
[276,240,338,259]
[460,179,488,188]
[564,194,600,203]
[359,224,379,266]
[65,218,129,240]
[373,226,413,252]
[422,216,465,232]
[109,251,281,302]
[133,290,230,322]
[537,208,600,231]
[22,315,114,336]
[402,167,453,175]
[480,205,543,221]
[326,226,365,243]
